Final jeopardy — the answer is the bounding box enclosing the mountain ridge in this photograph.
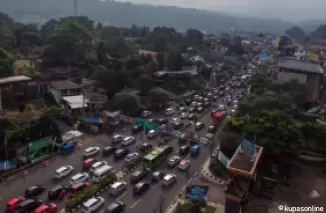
[0,0,324,34]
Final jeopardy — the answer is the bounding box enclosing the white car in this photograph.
[83,147,100,157]
[178,160,191,170]
[124,152,139,163]
[54,165,74,179]
[121,136,136,147]
[90,161,108,173]
[162,174,177,187]
[70,172,89,185]
[81,197,105,213]
[141,110,152,118]
[180,112,188,119]
[147,129,159,138]
[165,108,175,116]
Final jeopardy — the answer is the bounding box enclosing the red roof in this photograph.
[139,49,158,57]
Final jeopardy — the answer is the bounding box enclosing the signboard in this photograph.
[240,138,255,157]
[135,118,159,130]
[185,185,208,201]
[217,151,229,167]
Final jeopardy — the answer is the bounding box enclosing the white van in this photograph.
[109,181,127,196]
[92,165,115,183]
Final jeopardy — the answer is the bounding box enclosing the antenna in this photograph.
[74,0,78,16]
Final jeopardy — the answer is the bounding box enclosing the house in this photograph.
[49,80,82,106]
[80,80,107,110]
[277,59,324,103]
[138,49,158,57]
[41,67,84,82]
[294,49,308,60]
[189,55,204,63]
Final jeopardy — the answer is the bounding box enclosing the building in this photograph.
[276,59,324,102]
[189,55,204,63]
[293,49,308,60]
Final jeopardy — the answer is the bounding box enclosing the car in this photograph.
[19,198,43,213]
[178,160,191,170]
[141,110,152,118]
[167,155,181,168]
[70,173,89,185]
[212,95,218,101]
[188,113,197,120]
[106,200,125,213]
[133,181,150,195]
[121,136,136,147]
[83,158,97,169]
[179,102,185,107]
[132,125,143,134]
[178,133,188,144]
[81,197,105,213]
[130,169,148,184]
[233,100,238,105]
[165,108,175,116]
[6,197,27,212]
[206,93,212,98]
[173,122,183,130]
[66,182,89,197]
[211,109,218,117]
[48,185,66,200]
[218,104,226,111]
[226,97,232,105]
[109,181,128,196]
[196,107,204,113]
[114,148,129,160]
[195,122,205,131]
[139,143,153,153]
[179,146,190,155]
[151,171,166,183]
[235,82,241,88]
[155,118,167,126]
[203,102,211,108]
[207,125,217,133]
[90,161,108,173]
[147,118,157,123]
[34,203,57,213]
[54,165,73,179]
[197,102,203,108]
[185,99,192,105]
[102,146,117,156]
[25,185,46,198]
[161,174,177,187]
[218,91,225,97]
[189,107,196,113]
[219,85,226,90]
[124,152,139,163]
[111,134,124,144]
[83,147,100,158]
[147,129,159,138]
[180,112,188,119]
[234,104,238,108]
[178,107,187,112]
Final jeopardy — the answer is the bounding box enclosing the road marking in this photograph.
[188,177,193,184]
[153,182,159,188]
[59,208,65,213]
[117,192,127,200]
[130,199,141,208]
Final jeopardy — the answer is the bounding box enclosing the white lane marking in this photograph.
[153,182,159,188]
[117,191,127,200]
[188,177,193,184]
[130,199,141,208]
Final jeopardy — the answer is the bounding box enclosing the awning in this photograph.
[63,95,88,109]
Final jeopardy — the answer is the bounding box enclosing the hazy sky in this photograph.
[116,0,326,22]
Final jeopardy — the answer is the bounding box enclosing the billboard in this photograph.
[217,150,230,167]
[260,55,270,61]
[240,138,255,157]
[185,185,209,201]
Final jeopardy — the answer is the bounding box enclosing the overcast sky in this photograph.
[116,0,326,22]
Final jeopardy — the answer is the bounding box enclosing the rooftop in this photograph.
[0,75,31,86]
[227,144,263,176]
[277,59,323,74]
[51,80,80,90]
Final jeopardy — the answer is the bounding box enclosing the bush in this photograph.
[42,106,64,118]
[209,159,229,179]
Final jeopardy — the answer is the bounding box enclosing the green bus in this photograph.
[143,146,173,170]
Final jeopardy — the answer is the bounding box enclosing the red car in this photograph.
[83,158,97,169]
[6,197,27,212]
[34,203,57,213]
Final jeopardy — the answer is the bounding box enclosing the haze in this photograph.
[116,0,326,22]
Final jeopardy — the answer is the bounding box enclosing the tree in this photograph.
[90,65,119,98]
[155,52,165,70]
[112,92,141,115]
[166,46,183,70]
[0,13,16,50]
[148,60,159,73]
[148,88,170,110]
[138,74,154,95]
[0,48,14,78]
[185,28,204,45]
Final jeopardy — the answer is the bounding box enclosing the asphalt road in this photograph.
[0,85,241,213]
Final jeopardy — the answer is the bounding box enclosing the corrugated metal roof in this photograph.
[277,59,323,74]
[0,75,31,85]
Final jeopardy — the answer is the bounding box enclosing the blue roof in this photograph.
[84,118,101,125]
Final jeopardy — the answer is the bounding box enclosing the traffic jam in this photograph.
[4,71,251,213]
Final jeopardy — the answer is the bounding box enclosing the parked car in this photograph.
[141,110,152,118]
[34,203,57,213]
[102,146,117,156]
[121,136,136,147]
[165,108,175,116]
[83,158,97,169]
[25,185,46,198]
[69,173,89,185]
[158,118,169,125]
[179,146,190,155]
[81,197,104,213]
[83,147,100,158]
[90,161,108,173]
[6,197,27,212]
[111,134,124,144]
[18,198,43,213]
[114,149,129,160]
[132,125,143,134]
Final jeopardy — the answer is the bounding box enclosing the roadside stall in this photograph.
[80,118,104,134]
[59,130,83,155]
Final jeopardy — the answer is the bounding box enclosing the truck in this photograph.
[213,111,226,125]
[191,145,200,157]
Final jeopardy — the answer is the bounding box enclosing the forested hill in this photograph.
[0,0,292,33]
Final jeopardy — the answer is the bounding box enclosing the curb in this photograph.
[199,159,226,185]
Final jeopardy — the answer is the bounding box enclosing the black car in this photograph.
[114,148,129,160]
[133,181,150,195]
[173,122,183,130]
[139,143,153,153]
[219,85,226,90]
[195,122,205,131]
[158,118,169,125]
[179,146,190,155]
[151,171,165,183]
[188,113,197,120]
[131,169,148,184]
[207,125,217,133]
[25,185,46,198]
[178,134,187,144]
[48,185,65,200]
[107,200,125,213]
[226,97,232,105]
[218,91,225,97]
[19,198,43,213]
[189,107,196,113]
[185,99,192,105]
[132,125,143,134]
[103,146,117,156]
[196,107,204,113]
[203,102,211,108]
